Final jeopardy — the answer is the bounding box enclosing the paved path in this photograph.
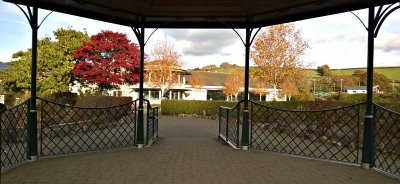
[1,116,399,184]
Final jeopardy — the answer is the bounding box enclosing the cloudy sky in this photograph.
[0,1,399,69]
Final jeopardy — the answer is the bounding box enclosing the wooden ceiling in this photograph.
[4,0,398,28]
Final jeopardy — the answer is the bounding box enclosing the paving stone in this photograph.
[1,116,399,184]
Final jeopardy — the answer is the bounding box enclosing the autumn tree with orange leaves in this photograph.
[252,79,269,101]
[251,23,310,91]
[188,74,205,90]
[145,40,182,97]
[223,69,244,101]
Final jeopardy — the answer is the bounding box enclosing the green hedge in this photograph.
[40,94,132,107]
[161,100,237,116]
[160,100,338,116]
[160,99,378,117]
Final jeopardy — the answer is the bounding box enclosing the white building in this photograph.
[71,71,286,104]
[346,85,381,94]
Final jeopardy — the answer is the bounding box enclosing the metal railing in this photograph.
[250,101,363,164]
[145,99,159,146]
[219,101,242,148]
[1,99,29,170]
[38,97,137,156]
[218,100,400,177]
[374,102,400,176]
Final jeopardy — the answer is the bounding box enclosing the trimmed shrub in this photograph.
[161,99,373,117]
[161,100,236,116]
[74,96,132,107]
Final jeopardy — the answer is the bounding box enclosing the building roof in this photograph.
[186,71,228,87]
[4,0,396,28]
[346,86,367,91]
[185,71,267,88]
[346,85,379,91]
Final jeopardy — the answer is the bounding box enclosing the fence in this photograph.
[374,102,400,176]
[250,101,363,164]
[218,100,400,177]
[1,97,159,171]
[145,99,159,146]
[218,101,242,148]
[39,97,137,156]
[1,99,29,170]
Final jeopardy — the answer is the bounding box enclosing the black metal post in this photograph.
[136,27,145,148]
[236,103,240,147]
[241,27,251,150]
[27,5,38,161]
[146,102,150,145]
[226,110,229,142]
[218,107,221,138]
[361,0,376,169]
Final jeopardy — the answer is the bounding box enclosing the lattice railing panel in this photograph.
[146,100,159,145]
[1,99,29,169]
[250,101,363,163]
[219,102,241,148]
[219,108,228,138]
[374,103,400,177]
[39,98,136,156]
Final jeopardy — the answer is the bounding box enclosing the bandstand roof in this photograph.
[3,0,398,28]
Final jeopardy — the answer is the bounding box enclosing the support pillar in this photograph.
[361,0,376,168]
[148,90,151,100]
[28,6,38,161]
[136,27,145,149]
[169,91,172,100]
[241,27,251,150]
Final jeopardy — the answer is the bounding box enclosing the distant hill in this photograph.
[307,66,400,81]
[193,66,400,81]
[0,61,10,70]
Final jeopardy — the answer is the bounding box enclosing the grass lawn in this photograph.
[307,67,400,81]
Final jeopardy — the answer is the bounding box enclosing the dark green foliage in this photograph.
[3,94,18,107]
[74,96,132,107]
[317,64,331,76]
[161,100,236,116]
[38,96,133,126]
[333,93,367,103]
[0,28,90,96]
[40,94,132,107]
[352,70,390,90]
[161,100,360,116]
[43,92,78,105]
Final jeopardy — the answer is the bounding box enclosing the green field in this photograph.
[307,67,400,81]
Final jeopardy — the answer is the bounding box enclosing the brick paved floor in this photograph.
[1,116,399,184]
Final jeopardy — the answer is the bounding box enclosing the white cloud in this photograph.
[0,1,399,69]
[376,34,400,52]
[164,29,239,56]
[0,50,15,62]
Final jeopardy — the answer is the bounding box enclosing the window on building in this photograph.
[150,91,160,100]
[113,90,123,97]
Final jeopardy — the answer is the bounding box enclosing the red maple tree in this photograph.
[72,30,141,91]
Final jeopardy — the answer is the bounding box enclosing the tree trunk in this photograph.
[161,88,165,99]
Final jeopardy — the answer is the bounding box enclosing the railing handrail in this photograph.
[372,102,400,115]
[134,98,159,109]
[38,97,136,109]
[220,100,366,112]
[248,100,366,112]
[0,98,31,112]
[220,100,245,110]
